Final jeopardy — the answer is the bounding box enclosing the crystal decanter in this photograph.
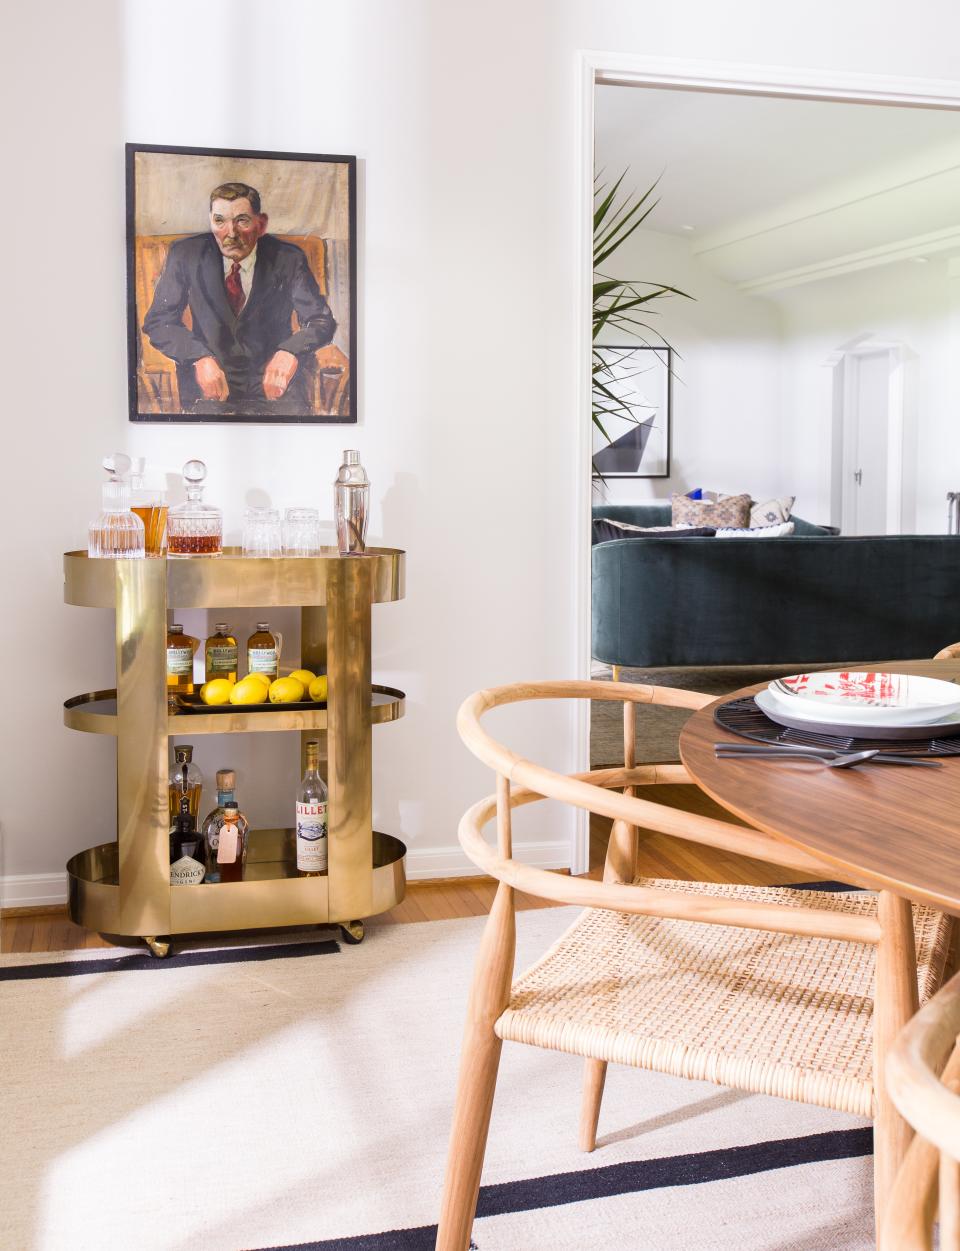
[167,460,223,557]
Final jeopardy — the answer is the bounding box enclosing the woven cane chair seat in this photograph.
[495,879,953,1118]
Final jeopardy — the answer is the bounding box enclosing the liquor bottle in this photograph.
[169,794,205,885]
[334,449,369,556]
[246,622,282,680]
[167,459,223,557]
[296,740,328,875]
[169,745,203,826]
[201,769,238,883]
[216,802,249,883]
[205,623,238,683]
[166,623,199,703]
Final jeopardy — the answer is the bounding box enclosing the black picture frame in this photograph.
[126,142,357,424]
[592,345,672,479]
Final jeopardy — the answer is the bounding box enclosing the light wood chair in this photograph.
[881,970,960,1249]
[435,679,954,1251]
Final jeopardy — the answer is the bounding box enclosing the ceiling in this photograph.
[595,85,960,292]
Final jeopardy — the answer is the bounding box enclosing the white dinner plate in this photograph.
[755,688,960,739]
[767,671,960,727]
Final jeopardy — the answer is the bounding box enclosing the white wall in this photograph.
[591,228,785,505]
[6,0,960,903]
[773,258,959,533]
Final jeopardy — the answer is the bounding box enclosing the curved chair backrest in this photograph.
[456,680,876,945]
[882,970,960,1250]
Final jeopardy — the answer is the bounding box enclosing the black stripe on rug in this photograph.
[260,1126,873,1250]
[0,939,339,981]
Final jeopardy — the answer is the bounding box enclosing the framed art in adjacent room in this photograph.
[592,345,671,478]
[126,143,357,424]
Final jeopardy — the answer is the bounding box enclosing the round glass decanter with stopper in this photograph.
[88,453,146,559]
[167,459,223,557]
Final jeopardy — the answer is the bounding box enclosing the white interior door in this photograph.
[842,349,892,535]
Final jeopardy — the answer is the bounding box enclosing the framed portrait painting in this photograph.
[126,143,357,424]
[592,345,671,478]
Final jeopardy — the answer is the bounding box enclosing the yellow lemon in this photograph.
[230,676,269,705]
[200,678,234,706]
[289,668,316,688]
[308,674,329,702]
[246,671,272,688]
[269,676,305,704]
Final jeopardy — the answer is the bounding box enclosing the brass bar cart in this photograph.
[63,547,407,956]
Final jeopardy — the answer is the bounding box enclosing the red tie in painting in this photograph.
[225,262,245,316]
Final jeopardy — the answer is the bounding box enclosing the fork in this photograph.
[712,741,943,768]
[715,747,879,769]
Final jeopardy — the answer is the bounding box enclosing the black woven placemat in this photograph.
[714,695,960,757]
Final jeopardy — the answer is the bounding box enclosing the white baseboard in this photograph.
[403,840,570,881]
[1,872,69,909]
[0,841,571,907]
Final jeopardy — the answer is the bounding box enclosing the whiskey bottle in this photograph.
[205,623,238,683]
[201,769,238,883]
[216,802,249,883]
[246,622,282,680]
[169,745,203,826]
[166,623,199,703]
[169,795,205,885]
[296,740,328,875]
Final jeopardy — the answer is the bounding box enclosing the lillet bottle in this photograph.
[296,740,328,875]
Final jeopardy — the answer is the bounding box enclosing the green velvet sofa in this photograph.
[592,503,960,668]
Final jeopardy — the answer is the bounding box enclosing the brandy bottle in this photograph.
[204,623,238,683]
[201,769,238,883]
[215,802,249,883]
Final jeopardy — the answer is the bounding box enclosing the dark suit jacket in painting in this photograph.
[142,233,337,417]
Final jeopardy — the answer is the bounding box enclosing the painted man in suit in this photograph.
[143,181,336,416]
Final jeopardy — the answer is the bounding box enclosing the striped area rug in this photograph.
[0,910,873,1250]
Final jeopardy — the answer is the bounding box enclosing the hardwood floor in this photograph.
[1,787,822,956]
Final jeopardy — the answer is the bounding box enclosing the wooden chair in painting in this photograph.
[435,679,954,1250]
[133,233,350,417]
[881,969,960,1248]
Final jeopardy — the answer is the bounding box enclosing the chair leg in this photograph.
[873,890,920,1236]
[611,664,621,683]
[436,883,516,1251]
[579,1058,607,1151]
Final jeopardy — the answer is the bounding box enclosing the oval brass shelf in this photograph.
[67,832,407,937]
[63,547,405,609]
[64,685,406,736]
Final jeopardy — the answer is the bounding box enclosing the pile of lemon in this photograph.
[199,669,329,706]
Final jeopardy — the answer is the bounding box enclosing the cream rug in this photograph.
[0,912,874,1250]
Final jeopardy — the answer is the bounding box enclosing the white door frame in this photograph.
[571,53,960,874]
[825,336,914,535]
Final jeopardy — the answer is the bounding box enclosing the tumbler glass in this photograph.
[242,507,282,558]
[282,507,322,557]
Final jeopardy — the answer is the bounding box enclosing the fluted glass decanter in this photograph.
[334,450,369,556]
[88,453,146,559]
[167,460,223,557]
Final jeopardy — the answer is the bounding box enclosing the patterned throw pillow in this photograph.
[715,521,795,538]
[671,492,751,529]
[749,495,795,528]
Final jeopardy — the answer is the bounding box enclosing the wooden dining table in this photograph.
[679,658,960,917]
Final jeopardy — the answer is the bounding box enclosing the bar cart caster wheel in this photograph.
[144,936,171,959]
[340,920,365,945]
